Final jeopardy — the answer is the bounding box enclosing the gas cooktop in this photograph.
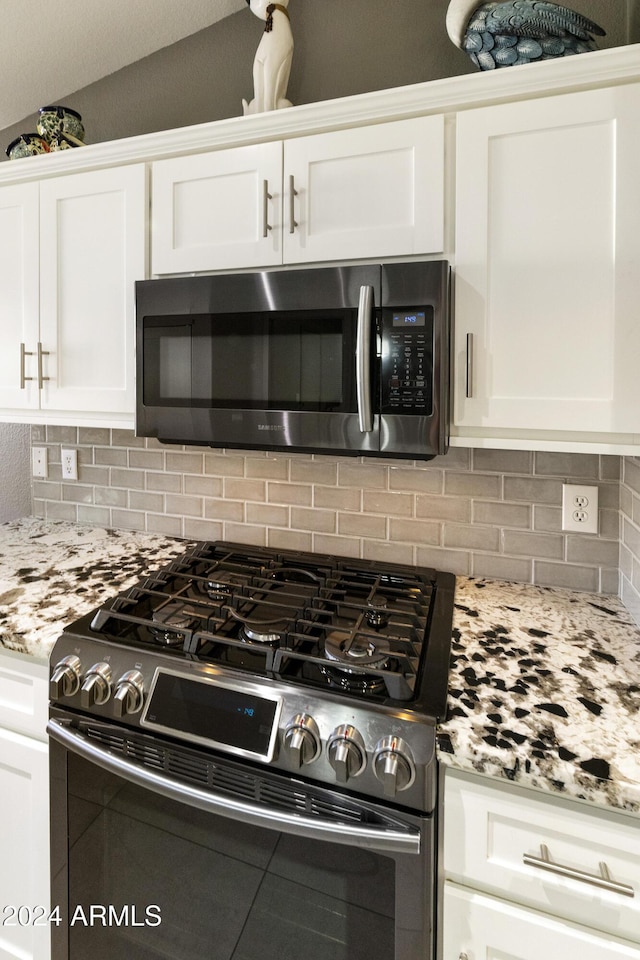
[49,541,455,807]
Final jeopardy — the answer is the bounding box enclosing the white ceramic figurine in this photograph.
[242,0,293,115]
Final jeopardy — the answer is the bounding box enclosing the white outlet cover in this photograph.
[32,446,48,478]
[561,483,598,534]
[61,448,78,481]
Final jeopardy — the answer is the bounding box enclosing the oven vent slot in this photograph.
[79,723,407,829]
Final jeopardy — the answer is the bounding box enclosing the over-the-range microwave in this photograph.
[135,260,450,460]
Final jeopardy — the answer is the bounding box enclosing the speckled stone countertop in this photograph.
[0,517,190,662]
[1,517,639,817]
[438,577,640,817]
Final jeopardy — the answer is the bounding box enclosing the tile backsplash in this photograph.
[620,456,640,621]
[31,426,622,596]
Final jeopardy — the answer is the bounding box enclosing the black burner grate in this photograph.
[88,540,438,702]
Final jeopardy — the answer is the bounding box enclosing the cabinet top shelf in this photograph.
[2,43,640,186]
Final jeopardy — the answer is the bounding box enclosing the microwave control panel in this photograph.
[380,306,434,415]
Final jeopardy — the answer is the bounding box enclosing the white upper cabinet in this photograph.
[283,117,444,263]
[452,83,640,451]
[150,115,444,274]
[0,164,147,427]
[0,183,40,411]
[151,142,282,273]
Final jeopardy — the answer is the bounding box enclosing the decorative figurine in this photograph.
[242,0,294,115]
[446,0,605,69]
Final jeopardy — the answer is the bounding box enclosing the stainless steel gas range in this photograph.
[48,541,455,960]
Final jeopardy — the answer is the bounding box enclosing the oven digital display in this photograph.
[141,670,281,760]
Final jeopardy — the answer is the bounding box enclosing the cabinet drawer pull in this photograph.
[289,174,298,234]
[523,843,635,898]
[262,180,272,238]
[37,343,50,389]
[465,333,473,398]
[20,343,35,389]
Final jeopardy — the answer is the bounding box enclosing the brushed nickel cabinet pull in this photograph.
[289,174,298,234]
[262,180,272,238]
[20,343,36,389]
[37,342,50,389]
[465,333,473,398]
[523,843,635,898]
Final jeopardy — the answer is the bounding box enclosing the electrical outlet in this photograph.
[61,448,78,481]
[32,447,48,478]
[561,483,598,534]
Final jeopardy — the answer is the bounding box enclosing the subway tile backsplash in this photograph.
[620,456,640,622]
[30,426,625,597]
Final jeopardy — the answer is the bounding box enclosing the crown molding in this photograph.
[2,43,639,184]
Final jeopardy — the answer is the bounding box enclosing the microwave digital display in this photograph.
[392,311,426,327]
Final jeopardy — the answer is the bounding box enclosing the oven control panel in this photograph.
[49,635,435,808]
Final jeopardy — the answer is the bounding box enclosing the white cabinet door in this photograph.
[0,183,39,411]
[0,655,48,742]
[150,116,444,274]
[0,728,49,960]
[453,84,640,444]
[39,164,146,418]
[151,142,283,274]
[443,883,640,960]
[443,769,640,944]
[283,116,444,263]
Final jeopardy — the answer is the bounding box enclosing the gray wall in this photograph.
[0,424,31,522]
[0,0,634,152]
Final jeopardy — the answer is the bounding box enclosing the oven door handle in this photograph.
[47,719,421,855]
[356,284,374,433]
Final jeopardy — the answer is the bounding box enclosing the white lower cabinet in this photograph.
[441,768,640,960]
[0,656,50,960]
[443,883,640,960]
[0,728,50,960]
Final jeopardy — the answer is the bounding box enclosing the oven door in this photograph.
[135,266,380,455]
[48,713,435,960]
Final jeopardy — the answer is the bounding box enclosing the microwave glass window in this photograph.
[143,312,356,412]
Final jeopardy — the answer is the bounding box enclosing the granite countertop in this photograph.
[0,517,190,662]
[438,577,640,816]
[1,517,639,817]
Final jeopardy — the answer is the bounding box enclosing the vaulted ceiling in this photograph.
[0,0,244,129]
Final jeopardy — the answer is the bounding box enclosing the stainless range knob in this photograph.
[373,736,415,798]
[50,655,82,700]
[80,662,112,709]
[282,714,321,768]
[113,670,145,718]
[327,724,366,783]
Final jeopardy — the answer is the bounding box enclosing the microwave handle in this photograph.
[356,285,374,433]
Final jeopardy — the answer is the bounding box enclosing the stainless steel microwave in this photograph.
[135,261,449,460]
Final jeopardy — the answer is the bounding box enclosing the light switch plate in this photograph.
[561,484,598,534]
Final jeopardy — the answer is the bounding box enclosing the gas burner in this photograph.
[365,596,390,630]
[320,667,387,695]
[194,571,248,603]
[323,630,391,672]
[150,602,196,647]
[239,624,284,645]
